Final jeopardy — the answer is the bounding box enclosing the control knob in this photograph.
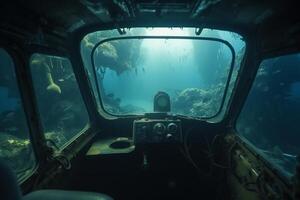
[167,123,178,134]
[153,123,166,135]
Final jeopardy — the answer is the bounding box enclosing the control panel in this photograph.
[133,118,182,144]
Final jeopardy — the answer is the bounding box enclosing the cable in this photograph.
[180,127,208,177]
[181,127,229,177]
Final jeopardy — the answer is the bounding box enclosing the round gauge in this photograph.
[153,123,166,135]
[157,96,168,107]
[167,123,177,134]
[153,92,170,112]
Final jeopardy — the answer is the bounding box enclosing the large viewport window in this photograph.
[0,48,36,181]
[236,53,300,180]
[81,28,245,121]
[30,54,89,149]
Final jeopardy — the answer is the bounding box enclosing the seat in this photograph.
[23,190,113,200]
[0,159,113,200]
[0,159,22,200]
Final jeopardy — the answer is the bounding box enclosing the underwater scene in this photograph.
[0,27,299,182]
[0,50,89,180]
[81,28,245,120]
[237,53,300,180]
[81,28,300,180]
[0,48,36,180]
[30,54,89,149]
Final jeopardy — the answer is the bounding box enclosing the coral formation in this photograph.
[172,86,223,117]
[81,30,143,112]
[0,50,90,179]
[93,40,139,75]
[172,45,246,118]
[46,72,62,94]
[30,55,89,149]
[31,57,62,95]
[0,133,33,174]
[82,32,141,76]
[99,42,118,60]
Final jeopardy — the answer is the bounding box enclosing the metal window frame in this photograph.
[233,52,300,184]
[0,45,42,184]
[90,35,236,120]
[28,52,92,150]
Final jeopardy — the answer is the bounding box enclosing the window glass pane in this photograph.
[30,54,89,148]
[81,28,245,120]
[0,48,36,180]
[236,53,300,180]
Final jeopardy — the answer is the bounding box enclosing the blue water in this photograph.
[100,28,244,113]
[1,27,298,182]
[90,28,300,180]
[237,53,300,180]
[0,87,18,113]
[103,37,202,110]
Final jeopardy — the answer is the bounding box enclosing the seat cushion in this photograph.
[0,159,22,200]
[23,190,113,200]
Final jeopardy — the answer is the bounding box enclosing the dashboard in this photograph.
[133,118,182,144]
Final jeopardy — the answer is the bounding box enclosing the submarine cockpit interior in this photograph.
[0,1,300,200]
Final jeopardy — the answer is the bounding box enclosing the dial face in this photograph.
[167,123,177,133]
[153,123,166,135]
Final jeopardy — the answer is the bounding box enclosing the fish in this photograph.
[272,70,281,75]
[64,74,75,80]
[62,104,73,112]
[60,113,74,121]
